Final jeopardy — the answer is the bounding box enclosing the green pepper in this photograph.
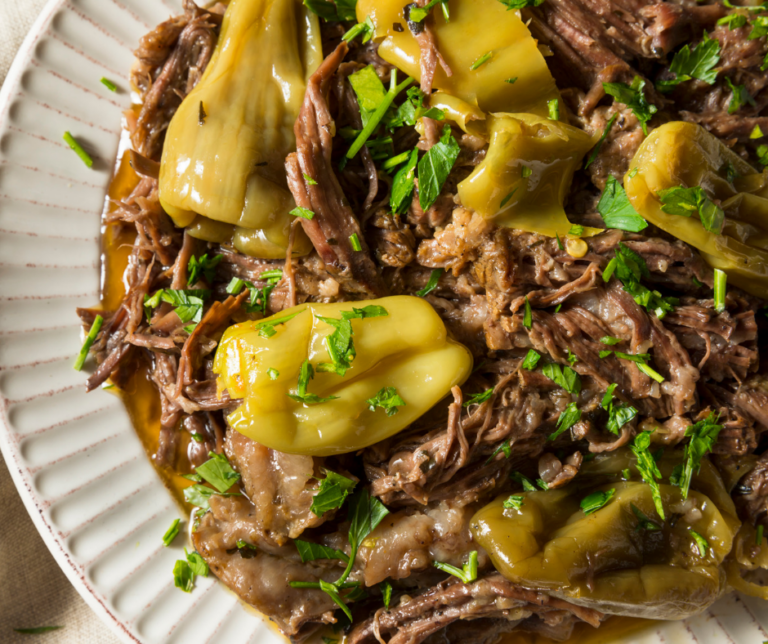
[158,0,319,258]
[356,0,561,117]
[214,296,472,456]
[625,121,768,298]
[457,113,601,238]
[471,449,740,619]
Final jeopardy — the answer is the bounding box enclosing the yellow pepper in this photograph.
[356,0,561,117]
[214,296,472,456]
[625,121,768,298]
[158,0,319,258]
[457,113,601,238]
[471,450,740,619]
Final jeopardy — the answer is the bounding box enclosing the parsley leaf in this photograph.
[418,125,460,210]
[349,66,389,129]
[725,76,756,114]
[409,0,449,22]
[630,431,665,520]
[597,176,648,232]
[303,0,357,21]
[288,360,340,404]
[486,439,511,464]
[144,289,211,325]
[173,559,195,593]
[195,452,241,493]
[416,268,443,297]
[311,470,357,516]
[253,311,302,339]
[580,488,616,515]
[433,551,478,584]
[601,336,621,345]
[463,388,494,407]
[187,253,222,286]
[391,148,419,214]
[523,297,533,329]
[670,412,722,499]
[657,32,721,93]
[749,14,768,39]
[548,402,581,441]
[367,386,406,416]
[607,243,678,319]
[342,15,375,44]
[186,548,209,576]
[717,13,748,30]
[295,540,350,564]
[183,484,239,512]
[603,76,657,135]
[521,349,541,370]
[290,206,315,220]
[541,363,582,394]
[657,186,724,234]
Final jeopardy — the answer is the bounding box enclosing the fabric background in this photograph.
[0,2,124,642]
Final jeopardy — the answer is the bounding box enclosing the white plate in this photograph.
[0,1,766,643]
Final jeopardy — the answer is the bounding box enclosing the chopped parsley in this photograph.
[408,0,450,22]
[523,297,533,329]
[433,551,478,584]
[342,15,375,44]
[381,581,393,609]
[751,125,764,139]
[670,412,722,499]
[585,113,618,169]
[290,206,315,220]
[267,368,280,380]
[416,268,444,297]
[749,14,768,39]
[548,402,581,441]
[511,471,538,491]
[252,311,302,338]
[521,349,541,370]
[541,363,582,394]
[657,31,721,93]
[470,51,493,71]
[630,431,665,520]
[601,383,639,435]
[74,314,103,371]
[311,470,357,516]
[303,0,357,21]
[548,99,560,121]
[691,530,709,557]
[173,549,209,593]
[418,125,461,210]
[288,360,340,405]
[580,488,616,515]
[597,176,648,232]
[504,495,525,510]
[63,131,94,168]
[187,253,222,286]
[486,439,511,464]
[391,148,419,214]
[600,336,621,345]
[498,0,545,7]
[657,186,724,234]
[714,268,727,313]
[162,518,181,547]
[725,77,756,114]
[463,388,494,407]
[303,173,318,186]
[196,452,241,493]
[183,484,239,512]
[631,503,662,532]
[603,76,657,135]
[100,77,117,92]
[366,386,406,416]
[315,306,387,376]
[349,233,362,252]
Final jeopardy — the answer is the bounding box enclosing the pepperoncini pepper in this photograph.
[625,121,768,298]
[213,296,472,456]
[356,0,561,117]
[471,449,740,619]
[457,113,601,238]
[158,0,320,259]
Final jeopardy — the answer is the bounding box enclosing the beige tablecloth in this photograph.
[0,2,123,642]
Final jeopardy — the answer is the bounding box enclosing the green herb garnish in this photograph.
[74,314,103,371]
[433,551,478,584]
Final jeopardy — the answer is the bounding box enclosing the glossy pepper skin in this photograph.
[471,449,740,620]
[458,113,600,238]
[158,0,320,258]
[625,121,768,298]
[213,296,473,456]
[356,0,561,117]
